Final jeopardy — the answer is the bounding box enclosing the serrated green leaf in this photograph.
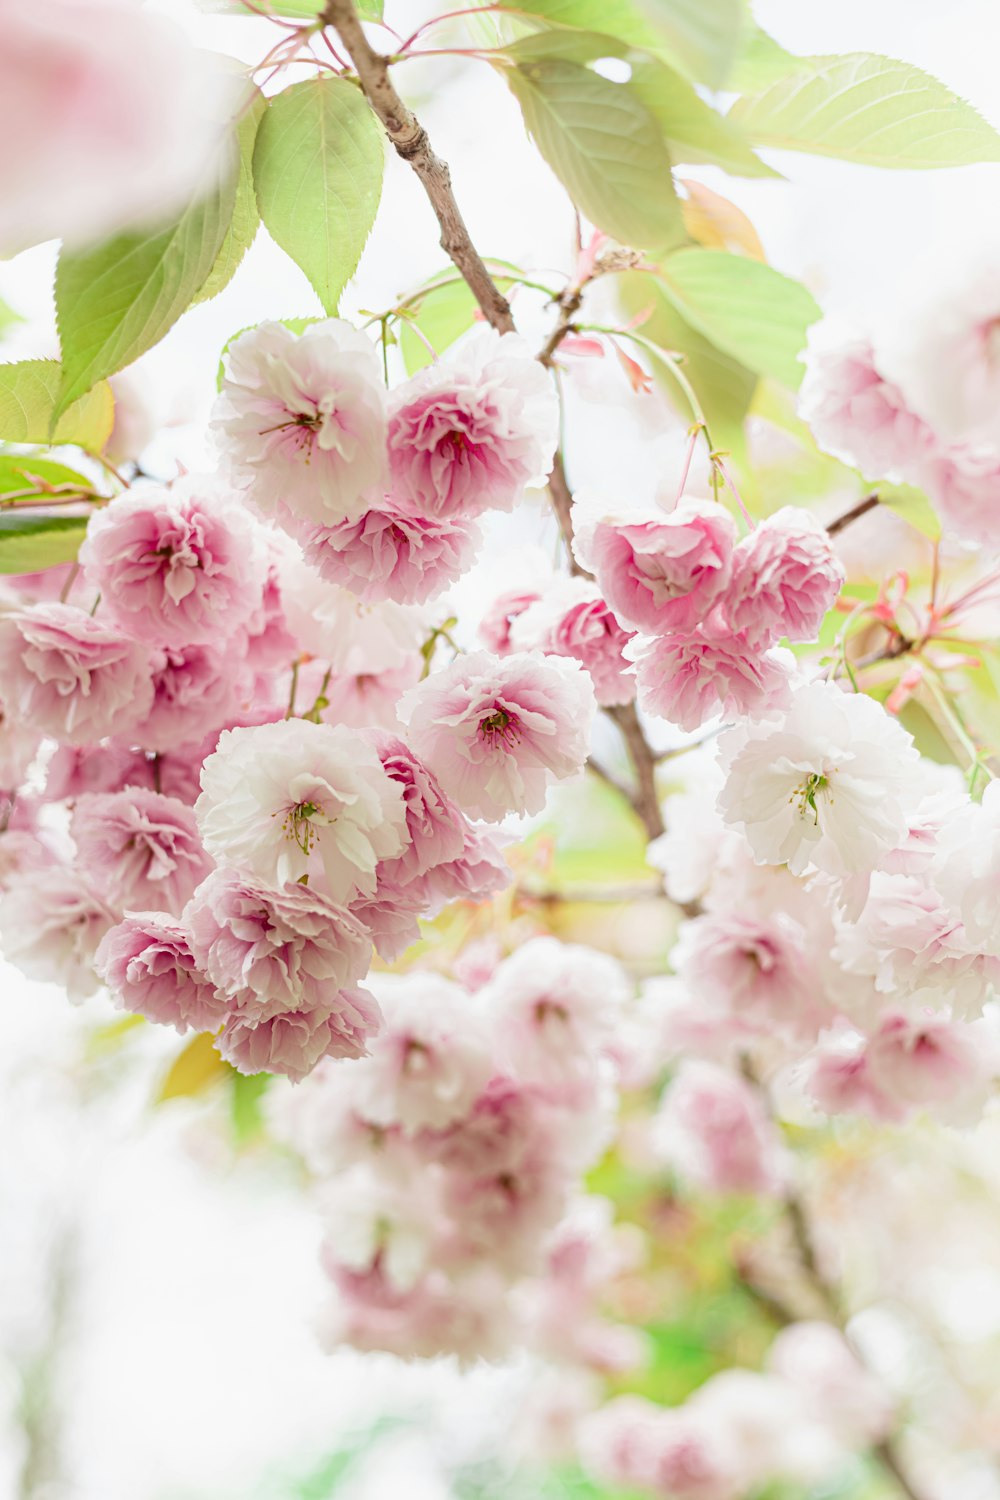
[54,162,237,424]
[504,32,775,178]
[730,52,1000,168]
[656,248,820,388]
[502,58,684,250]
[503,0,744,87]
[157,1032,231,1103]
[0,360,115,450]
[729,23,803,93]
[0,453,95,501]
[619,271,756,456]
[195,86,266,305]
[253,77,384,315]
[0,513,89,573]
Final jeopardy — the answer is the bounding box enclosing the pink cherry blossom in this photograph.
[320,1261,513,1364]
[407,819,511,916]
[300,503,480,605]
[387,329,558,519]
[672,911,829,1043]
[918,441,1000,549]
[398,649,596,821]
[579,1395,739,1500]
[94,913,228,1034]
[802,1024,905,1122]
[0,864,116,1003]
[654,1061,787,1196]
[71,788,212,917]
[212,319,387,525]
[79,479,267,647]
[626,628,793,731]
[130,640,254,753]
[370,733,467,887]
[766,1322,895,1448]
[185,866,373,1023]
[864,1009,995,1124]
[723,508,845,648]
[478,587,543,654]
[0,603,152,746]
[216,988,381,1082]
[798,324,932,478]
[0,0,229,254]
[195,719,408,903]
[510,577,635,707]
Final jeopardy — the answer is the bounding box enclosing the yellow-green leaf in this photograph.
[879,483,942,541]
[157,1032,231,1103]
[0,453,95,500]
[0,360,114,450]
[253,76,384,315]
[195,84,266,305]
[0,514,90,573]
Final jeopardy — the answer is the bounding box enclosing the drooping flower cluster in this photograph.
[278,940,642,1363]
[0,320,599,1083]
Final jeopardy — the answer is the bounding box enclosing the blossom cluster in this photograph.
[0,321,602,1081]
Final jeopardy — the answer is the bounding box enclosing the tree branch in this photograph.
[827,491,880,536]
[321,0,514,334]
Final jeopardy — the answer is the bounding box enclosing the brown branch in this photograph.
[827,491,880,536]
[321,0,514,334]
[606,702,664,841]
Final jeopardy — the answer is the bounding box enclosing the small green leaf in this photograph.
[0,295,22,339]
[656,248,821,388]
[0,360,115,450]
[231,1071,270,1145]
[729,23,804,93]
[0,513,90,573]
[0,453,95,500]
[54,160,237,424]
[502,58,684,250]
[398,277,513,374]
[730,52,1000,168]
[253,76,384,315]
[195,85,266,305]
[157,1032,231,1103]
[203,0,382,16]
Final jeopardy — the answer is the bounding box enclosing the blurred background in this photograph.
[4,1,1000,1496]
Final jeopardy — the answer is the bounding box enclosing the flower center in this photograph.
[479,707,520,749]
[282,799,328,855]
[791,771,832,826]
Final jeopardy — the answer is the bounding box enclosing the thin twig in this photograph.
[321,0,514,334]
[827,491,880,536]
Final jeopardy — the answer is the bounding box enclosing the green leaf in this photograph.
[202,0,382,16]
[157,1032,231,1103]
[253,76,384,316]
[0,360,115,450]
[0,295,22,339]
[879,483,942,541]
[729,23,802,93]
[397,276,517,374]
[656,248,820,388]
[730,52,1000,168]
[195,85,266,305]
[502,58,684,250]
[504,32,775,178]
[502,0,744,87]
[54,162,237,425]
[0,453,95,501]
[619,270,757,456]
[0,513,90,573]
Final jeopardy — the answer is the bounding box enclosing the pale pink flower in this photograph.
[94,913,228,1034]
[300,503,480,605]
[45,742,152,801]
[672,911,828,1043]
[654,1061,787,1196]
[319,1154,448,1292]
[579,1395,739,1500]
[802,1024,904,1122]
[195,720,407,903]
[71,788,212,917]
[798,324,932,478]
[79,479,267,647]
[864,1009,995,1124]
[347,882,423,962]
[398,649,596,821]
[918,441,1000,549]
[0,864,115,1002]
[370,733,467,887]
[420,1074,544,1176]
[510,577,635,707]
[408,819,511,915]
[320,1261,514,1364]
[277,553,424,675]
[0,603,152,746]
[0,0,229,254]
[129,640,253,753]
[387,329,558,518]
[350,972,493,1131]
[718,681,919,877]
[478,587,543,654]
[0,699,40,790]
[217,988,380,1082]
[574,497,736,633]
[688,1369,837,1488]
[185,867,373,1023]
[935,779,1000,955]
[723,508,845,647]
[320,659,424,731]
[242,532,299,674]
[626,628,793,731]
[481,936,630,1101]
[767,1322,895,1448]
[212,320,387,525]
